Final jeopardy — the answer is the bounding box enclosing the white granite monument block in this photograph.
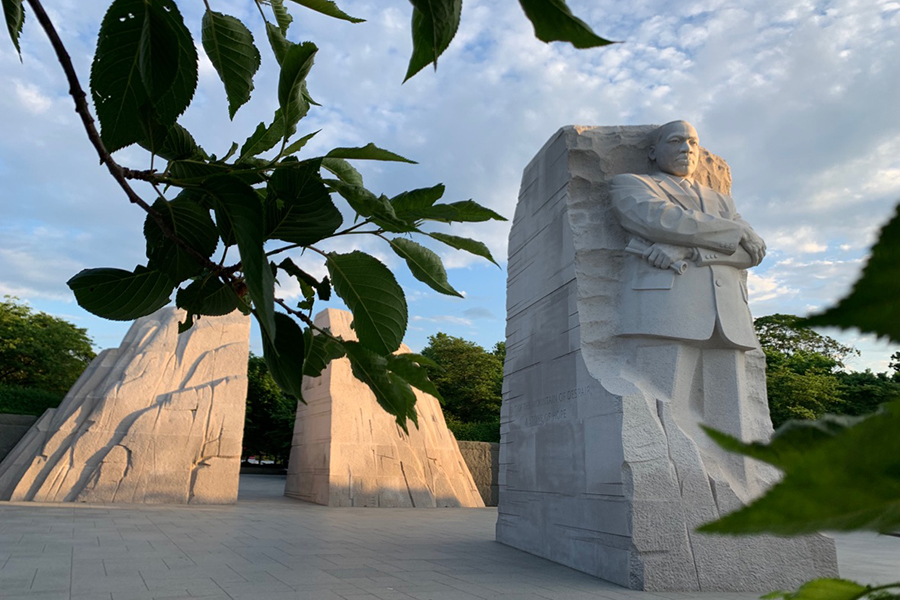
[0,307,250,504]
[284,308,484,508]
[496,124,838,591]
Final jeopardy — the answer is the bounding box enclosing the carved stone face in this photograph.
[649,121,700,178]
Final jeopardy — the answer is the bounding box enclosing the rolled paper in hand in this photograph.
[624,239,689,274]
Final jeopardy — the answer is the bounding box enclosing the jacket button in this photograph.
[715,279,723,287]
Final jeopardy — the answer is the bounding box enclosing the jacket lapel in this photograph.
[651,174,703,212]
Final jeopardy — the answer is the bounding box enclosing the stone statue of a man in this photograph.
[610,120,772,500]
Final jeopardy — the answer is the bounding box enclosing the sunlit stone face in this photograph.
[650,121,700,178]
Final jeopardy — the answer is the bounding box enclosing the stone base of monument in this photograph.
[284,309,484,508]
[496,126,838,591]
[0,308,250,504]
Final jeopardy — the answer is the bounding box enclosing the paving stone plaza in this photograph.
[0,475,896,600]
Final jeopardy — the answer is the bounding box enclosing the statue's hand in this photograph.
[740,226,767,266]
[642,243,693,270]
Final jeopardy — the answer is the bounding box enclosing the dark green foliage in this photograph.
[0,383,64,417]
[201,10,261,119]
[67,266,175,321]
[405,0,462,81]
[1,0,23,58]
[389,238,462,298]
[243,355,296,465]
[805,206,900,343]
[421,333,503,424]
[835,370,900,417]
[756,313,858,365]
[260,312,306,399]
[446,419,500,443]
[0,298,96,397]
[518,0,614,48]
[763,348,845,428]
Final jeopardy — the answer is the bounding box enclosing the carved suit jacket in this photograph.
[609,172,760,349]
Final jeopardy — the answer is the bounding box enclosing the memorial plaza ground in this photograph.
[0,475,896,600]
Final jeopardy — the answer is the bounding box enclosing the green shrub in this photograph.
[447,420,500,443]
[0,383,64,416]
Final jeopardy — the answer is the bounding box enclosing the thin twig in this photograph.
[275,297,315,327]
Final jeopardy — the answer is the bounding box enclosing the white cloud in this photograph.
[13,80,53,114]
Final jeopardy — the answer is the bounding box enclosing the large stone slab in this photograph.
[496,125,838,591]
[0,307,250,504]
[285,308,484,507]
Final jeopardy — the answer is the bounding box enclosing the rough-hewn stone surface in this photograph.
[496,126,838,591]
[285,309,484,508]
[0,307,250,504]
[458,441,499,506]
[0,414,38,463]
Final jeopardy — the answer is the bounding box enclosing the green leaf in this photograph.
[321,157,362,186]
[392,184,444,215]
[204,175,275,341]
[389,238,461,297]
[267,160,342,245]
[760,578,869,600]
[144,195,219,283]
[278,41,318,131]
[167,160,228,183]
[427,232,499,267]
[804,205,900,344]
[238,113,285,163]
[517,0,614,48]
[303,328,346,377]
[325,142,416,163]
[175,275,244,333]
[201,10,261,119]
[698,400,900,535]
[68,266,174,321]
[3,0,25,58]
[265,21,293,65]
[278,258,330,300]
[270,0,293,33]
[415,200,507,223]
[404,0,461,82]
[325,179,395,219]
[344,341,417,432]
[138,122,205,161]
[260,312,306,399]
[91,0,196,153]
[284,130,320,156]
[386,352,442,400]
[285,0,364,23]
[327,251,407,355]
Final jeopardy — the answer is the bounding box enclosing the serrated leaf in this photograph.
[325,179,395,219]
[518,0,614,49]
[284,130,320,156]
[144,195,218,283]
[168,160,228,183]
[68,266,174,321]
[325,142,416,163]
[202,10,261,119]
[405,0,461,82]
[415,200,506,223]
[270,0,293,33]
[344,341,417,432]
[138,122,205,161]
[321,157,363,186]
[3,0,25,58]
[327,251,407,355]
[278,258,330,300]
[204,175,275,340]
[278,41,318,131]
[427,232,499,266]
[303,328,346,377]
[285,0,364,23]
[91,0,195,153]
[389,238,461,297]
[804,204,900,344]
[392,184,444,215]
[176,276,241,316]
[698,400,900,535]
[386,353,442,400]
[260,312,306,398]
[265,21,293,65]
[238,112,285,163]
[267,160,342,245]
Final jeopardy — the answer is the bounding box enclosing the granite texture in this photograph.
[496,125,838,591]
[0,307,250,504]
[458,441,499,506]
[284,309,484,508]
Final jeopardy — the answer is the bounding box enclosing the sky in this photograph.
[1,0,898,372]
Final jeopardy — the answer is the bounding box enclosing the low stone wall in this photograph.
[457,441,499,506]
[0,414,38,462]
